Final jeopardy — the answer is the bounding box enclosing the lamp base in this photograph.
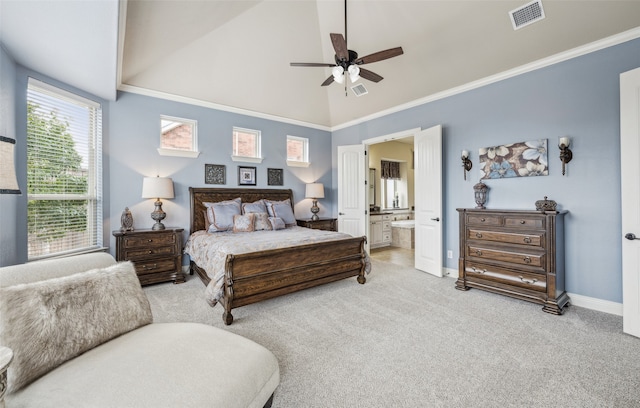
[151,199,167,230]
[310,199,320,221]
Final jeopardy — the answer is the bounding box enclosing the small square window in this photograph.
[158,115,199,158]
[232,127,262,163]
[287,135,310,167]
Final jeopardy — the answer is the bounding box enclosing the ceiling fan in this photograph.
[290,0,404,87]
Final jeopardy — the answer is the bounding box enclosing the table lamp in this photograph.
[305,183,324,221]
[142,176,174,230]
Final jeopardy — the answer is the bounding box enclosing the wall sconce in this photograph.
[558,137,573,176]
[0,136,21,194]
[461,150,472,180]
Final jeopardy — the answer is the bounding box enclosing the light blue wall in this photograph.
[332,37,640,303]
[107,92,332,252]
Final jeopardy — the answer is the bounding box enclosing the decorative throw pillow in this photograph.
[242,199,267,215]
[265,199,296,226]
[253,212,272,231]
[268,217,286,230]
[0,261,152,392]
[233,213,255,233]
[204,198,242,232]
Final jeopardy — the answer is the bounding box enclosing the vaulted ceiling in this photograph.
[2,1,640,130]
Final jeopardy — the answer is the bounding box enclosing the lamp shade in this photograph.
[305,183,324,199]
[0,136,21,194]
[142,176,174,199]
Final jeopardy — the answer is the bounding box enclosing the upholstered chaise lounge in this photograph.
[0,253,279,408]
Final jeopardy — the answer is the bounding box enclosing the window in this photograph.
[286,135,310,167]
[27,78,103,259]
[232,127,262,163]
[158,115,199,158]
[380,160,408,209]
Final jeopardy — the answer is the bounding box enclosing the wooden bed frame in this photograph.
[189,187,368,325]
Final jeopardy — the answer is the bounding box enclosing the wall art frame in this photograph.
[479,139,548,180]
[267,168,284,186]
[204,164,226,185]
[238,166,257,186]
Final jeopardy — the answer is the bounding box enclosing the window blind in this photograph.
[26,78,103,259]
[381,160,401,179]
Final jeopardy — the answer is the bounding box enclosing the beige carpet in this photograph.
[144,259,640,407]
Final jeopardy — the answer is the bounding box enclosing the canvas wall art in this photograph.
[479,139,548,179]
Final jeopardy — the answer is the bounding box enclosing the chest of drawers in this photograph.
[456,209,569,314]
[113,228,185,286]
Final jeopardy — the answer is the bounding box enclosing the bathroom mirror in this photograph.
[369,168,376,206]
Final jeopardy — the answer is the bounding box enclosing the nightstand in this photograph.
[112,228,185,285]
[296,217,337,231]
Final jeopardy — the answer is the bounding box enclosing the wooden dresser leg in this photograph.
[223,311,234,325]
[455,279,470,291]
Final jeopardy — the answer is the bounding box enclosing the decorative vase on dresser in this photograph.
[456,208,569,314]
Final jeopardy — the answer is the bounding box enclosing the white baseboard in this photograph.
[566,292,623,316]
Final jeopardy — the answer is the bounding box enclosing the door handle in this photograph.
[430,217,440,222]
[339,212,345,216]
[625,233,640,240]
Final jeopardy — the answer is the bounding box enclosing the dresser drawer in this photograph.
[467,244,545,269]
[468,229,543,247]
[123,245,177,261]
[122,233,177,248]
[133,258,180,276]
[504,216,544,229]
[465,262,547,292]
[466,214,502,226]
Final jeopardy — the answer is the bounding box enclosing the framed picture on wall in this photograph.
[204,164,226,184]
[267,168,283,186]
[238,166,257,186]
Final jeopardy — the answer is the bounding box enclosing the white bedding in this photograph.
[184,226,371,306]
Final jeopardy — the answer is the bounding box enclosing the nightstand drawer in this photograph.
[122,233,177,248]
[468,229,543,247]
[123,245,177,260]
[133,258,180,276]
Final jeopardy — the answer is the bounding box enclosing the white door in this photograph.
[337,144,369,252]
[414,125,443,276]
[621,67,640,338]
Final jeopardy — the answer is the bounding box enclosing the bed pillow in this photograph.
[254,212,272,231]
[204,198,242,232]
[242,199,267,215]
[268,217,286,230]
[233,213,255,232]
[0,261,152,392]
[265,199,296,226]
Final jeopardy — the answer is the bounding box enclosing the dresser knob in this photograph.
[475,233,483,238]
[471,267,487,274]
[523,256,531,263]
[148,250,153,254]
[520,220,526,224]
[148,239,153,242]
[523,237,531,244]
[475,250,483,256]
[480,218,486,222]
[519,276,538,284]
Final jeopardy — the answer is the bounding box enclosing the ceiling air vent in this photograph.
[351,83,368,97]
[509,0,545,30]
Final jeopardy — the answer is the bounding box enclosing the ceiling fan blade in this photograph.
[290,62,336,67]
[355,47,404,65]
[359,68,383,83]
[321,75,335,86]
[330,33,349,62]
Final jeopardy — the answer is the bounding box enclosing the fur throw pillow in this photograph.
[0,261,152,392]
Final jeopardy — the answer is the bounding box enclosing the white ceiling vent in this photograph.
[351,83,368,97]
[509,0,545,30]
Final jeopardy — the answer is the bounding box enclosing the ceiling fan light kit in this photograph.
[290,0,403,89]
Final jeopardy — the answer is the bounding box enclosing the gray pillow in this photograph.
[0,261,152,392]
[205,198,242,232]
[242,199,267,214]
[265,199,296,226]
[268,217,286,230]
